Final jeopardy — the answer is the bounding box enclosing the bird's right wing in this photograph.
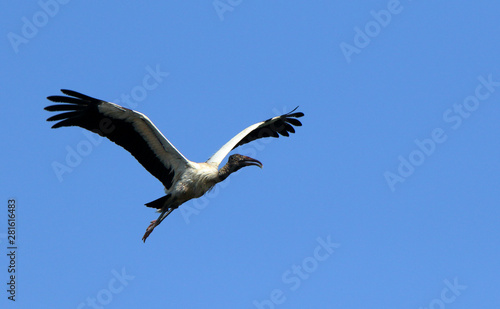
[45,89,190,189]
[206,107,304,167]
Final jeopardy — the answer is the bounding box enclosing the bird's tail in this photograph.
[145,194,171,209]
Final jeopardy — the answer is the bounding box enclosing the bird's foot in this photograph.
[142,220,157,242]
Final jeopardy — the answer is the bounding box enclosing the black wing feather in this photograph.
[44,89,178,189]
[231,107,304,150]
[47,111,82,122]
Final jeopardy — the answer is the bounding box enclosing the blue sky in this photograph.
[2,1,500,308]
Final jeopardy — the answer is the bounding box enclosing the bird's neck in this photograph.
[217,163,234,182]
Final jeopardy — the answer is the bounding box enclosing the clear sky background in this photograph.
[2,1,500,308]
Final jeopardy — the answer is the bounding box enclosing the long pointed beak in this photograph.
[242,156,263,168]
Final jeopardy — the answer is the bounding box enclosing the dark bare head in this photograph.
[218,154,263,181]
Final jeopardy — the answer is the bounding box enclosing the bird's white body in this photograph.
[168,162,219,203]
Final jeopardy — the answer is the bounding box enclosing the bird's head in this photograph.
[228,154,263,170]
[218,154,263,181]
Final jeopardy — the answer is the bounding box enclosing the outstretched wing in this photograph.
[206,107,304,166]
[45,89,189,189]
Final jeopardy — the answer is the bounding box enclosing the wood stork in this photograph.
[45,89,304,242]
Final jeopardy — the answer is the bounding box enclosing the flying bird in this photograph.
[45,89,304,242]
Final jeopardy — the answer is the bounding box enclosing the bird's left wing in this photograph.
[45,89,190,189]
[206,107,304,166]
